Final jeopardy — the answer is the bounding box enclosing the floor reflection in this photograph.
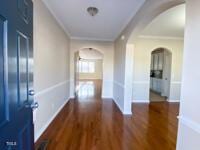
[77,81,95,98]
[76,80,102,100]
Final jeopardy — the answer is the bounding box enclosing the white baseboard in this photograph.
[34,97,70,142]
[112,98,124,113]
[123,110,132,115]
[101,96,113,99]
[112,98,132,115]
[178,116,200,134]
[132,100,150,103]
[70,96,75,99]
[167,99,180,102]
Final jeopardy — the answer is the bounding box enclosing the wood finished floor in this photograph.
[36,80,179,150]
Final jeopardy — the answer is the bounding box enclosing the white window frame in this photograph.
[79,60,95,73]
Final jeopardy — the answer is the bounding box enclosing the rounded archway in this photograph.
[79,48,104,60]
[114,1,185,114]
[126,1,185,108]
[73,47,104,98]
[69,41,114,100]
[150,48,172,102]
[127,1,185,43]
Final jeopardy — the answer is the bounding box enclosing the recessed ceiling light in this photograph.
[87,7,99,16]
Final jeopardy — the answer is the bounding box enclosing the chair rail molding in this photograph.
[178,116,200,134]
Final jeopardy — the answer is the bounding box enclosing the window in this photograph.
[79,61,95,73]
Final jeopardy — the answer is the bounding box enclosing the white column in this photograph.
[177,0,200,149]
[123,44,134,114]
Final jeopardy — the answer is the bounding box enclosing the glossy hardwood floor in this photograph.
[36,80,179,150]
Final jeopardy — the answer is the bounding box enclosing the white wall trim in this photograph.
[101,96,113,99]
[167,99,180,102]
[178,116,200,134]
[70,96,75,99]
[112,97,132,115]
[123,110,132,115]
[34,97,71,142]
[70,36,114,42]
[114,81,125,88]
[139,35,184,40]
[35,80,70,97]
[106,80,133,114]
[112,98,124,114]
[132,100,150,103]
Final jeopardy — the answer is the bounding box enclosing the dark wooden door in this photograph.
[0,0,35,149]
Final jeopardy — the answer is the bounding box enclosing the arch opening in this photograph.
[150,48,172,102]
[123,3,185,113]
[74,48,104,98]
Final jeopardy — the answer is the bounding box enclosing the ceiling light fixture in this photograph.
[87,7,99,16]
[121,35,125,40]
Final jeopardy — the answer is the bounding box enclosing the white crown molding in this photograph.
[178,116,200,134]
[42,0,71,37]
[139,35,184,40]
[70,36,114,42]
[41,0,145,42]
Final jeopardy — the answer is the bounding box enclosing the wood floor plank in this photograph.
[35,80,179,150]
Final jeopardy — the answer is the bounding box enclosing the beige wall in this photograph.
[79,60,103,80]
[70,39,114,98]
[133,37,183,101]
[34,0,70,141]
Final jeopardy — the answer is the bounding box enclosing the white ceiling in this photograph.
[79,48,103,60]
[42,0,145,41]
[141,4,185,38]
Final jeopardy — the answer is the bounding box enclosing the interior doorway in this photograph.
[74,48,103,98]
[150,48,172,102]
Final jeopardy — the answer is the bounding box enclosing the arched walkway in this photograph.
[74,48,104,97]
[150,48,172,102]
[117,2,185,114]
